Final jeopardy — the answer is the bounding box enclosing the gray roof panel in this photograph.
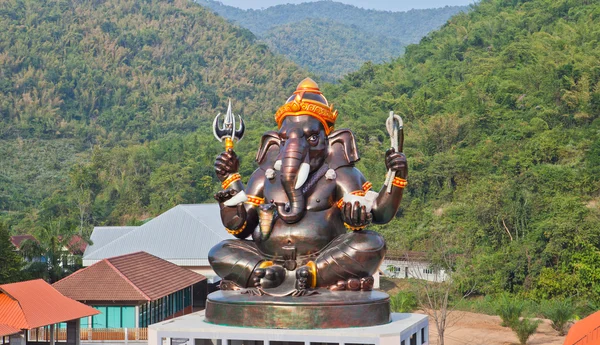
[83,204,229,264]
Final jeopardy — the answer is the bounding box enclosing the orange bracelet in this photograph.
[246,195,264,207]
[392,176,407,189]
[362,181,372,192]
[336,190,366,208]
[344,222,367,231]
[225,221,246,235]
[221,173,241,190]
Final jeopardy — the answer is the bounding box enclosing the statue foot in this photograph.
[252,264,286,289]
[219,280,242,291]
[329,280,347,291]
[328,276,374,291]
[360,276,374,291]
[295,265,316,290]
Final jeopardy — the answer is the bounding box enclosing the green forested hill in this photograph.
[197,0,466,81]
[0,0,303,215]
[262,19,405,82]
[0,0,302,142]
[322,0,600,300]
[3,0,600,303]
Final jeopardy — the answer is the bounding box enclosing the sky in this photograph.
[214,0,476,12]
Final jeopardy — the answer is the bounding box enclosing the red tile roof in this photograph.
[54,251,205,303]
[9,235,37,249]
[0,279,99,331]
[564,310,600,345]
[0,324,20,337]
[66,235,88,255]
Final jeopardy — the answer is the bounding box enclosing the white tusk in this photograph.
[274,160,282,171]
[295,162,310,190]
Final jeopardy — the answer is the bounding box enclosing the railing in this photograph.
[27,328,148,342]
[28,327,67,342]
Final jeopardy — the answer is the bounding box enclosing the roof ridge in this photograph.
[0,282,36,329]
[53,263,96,285]
[84,205,187,258]
[104,258,151,301]
[179,204,227,240]
[84,225,141,258]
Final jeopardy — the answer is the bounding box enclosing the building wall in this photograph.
[184,267,217,283]
[382,259,448,282]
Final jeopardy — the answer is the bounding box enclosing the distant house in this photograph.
[9,235,37,250]
[83,204,227,282]
[382,251,449,282]
[10,234,87,267]
[0,279,99,345]
[53,251,206,332]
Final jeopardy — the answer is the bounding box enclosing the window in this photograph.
[93,307,107,328]
[423,268,433,274]
[89,306,137,329]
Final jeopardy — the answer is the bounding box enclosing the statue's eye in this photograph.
[307,134,318,142]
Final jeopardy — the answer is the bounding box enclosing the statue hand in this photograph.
[215,190,247,229]
[385,148,407,179]
[214,189,240,203]
[214,148,240,182]
[341,201,372,230]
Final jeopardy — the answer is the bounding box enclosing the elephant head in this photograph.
[256,117,359,224]
[255,77,359,224]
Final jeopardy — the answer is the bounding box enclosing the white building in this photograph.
[382,252,449,282]
[83,204,226,282]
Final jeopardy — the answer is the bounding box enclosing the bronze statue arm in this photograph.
[371,148,407,224]
[334,148,407,225]
[214,150,265,239]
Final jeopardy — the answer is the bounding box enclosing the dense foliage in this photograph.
[0,223,24,283]
[2,0,599,304]
[322,0,600,301]
[261,19,405,82]
[197,0,466,81]
[0,0,303,214]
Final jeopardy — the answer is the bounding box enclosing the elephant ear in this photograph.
[255,131,281,169]
[327,129,360,170]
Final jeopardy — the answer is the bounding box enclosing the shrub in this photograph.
[540,298,576,335]
[390,291,418,313]
[495,293,525,327]
[512,318,541,345]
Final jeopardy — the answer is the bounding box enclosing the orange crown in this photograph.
[275,78,338,135]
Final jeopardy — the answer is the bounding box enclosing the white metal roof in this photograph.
[83,204,228,267]
[84,226,138,257]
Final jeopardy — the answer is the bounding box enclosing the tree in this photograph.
[20,221,82,283]
[408,236,475,345]
[0,223,24,284]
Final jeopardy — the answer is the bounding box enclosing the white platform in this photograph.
[148,311,428,345]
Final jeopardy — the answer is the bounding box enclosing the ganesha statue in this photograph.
[209,78,407,296]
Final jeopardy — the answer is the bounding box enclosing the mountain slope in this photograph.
[0,0,304,218]
[321,0,600,300]
[197,0,466,81]
[262,19,405,82]
[0,0,303,143]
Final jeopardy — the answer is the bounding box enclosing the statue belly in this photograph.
[256,208,345,258]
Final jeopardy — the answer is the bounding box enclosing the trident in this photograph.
[212,99,245,150]
[384,111,404,193]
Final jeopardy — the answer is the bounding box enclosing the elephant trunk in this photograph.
[277,137,309,224]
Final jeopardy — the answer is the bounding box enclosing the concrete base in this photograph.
[148,311,428,345]
[206,290,391,329]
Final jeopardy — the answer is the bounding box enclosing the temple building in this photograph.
[53,251,206,332]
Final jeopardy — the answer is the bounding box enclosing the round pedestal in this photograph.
[205,289,390,329]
